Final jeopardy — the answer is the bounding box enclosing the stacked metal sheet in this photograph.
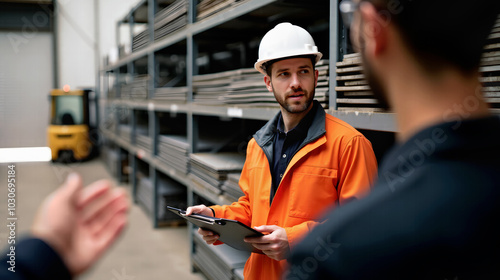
[154,0,188,41]
[335,53,385,112]
[196,0,249,21]
[120,75,149,100]
[192,230,250,280]
[157,134,190,174]
[137,175,187,224]
[189,152,246,198]
[192,69,237,104]
[132,28,149,52]
[480,15,500,114]
[314,59,330,108]
[118,124,132,142]
[135,126,151,154]
[234,268,244,280]
[220,68,271,106]
[153,86,188,103]
[221,173,243,202]
[194,62,329,107]
[101,145,121,178]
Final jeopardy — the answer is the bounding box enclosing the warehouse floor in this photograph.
[0,160,206,280]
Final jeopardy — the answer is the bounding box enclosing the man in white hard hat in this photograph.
[187,22,378,280]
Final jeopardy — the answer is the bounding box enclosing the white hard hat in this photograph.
[254,22,323,75]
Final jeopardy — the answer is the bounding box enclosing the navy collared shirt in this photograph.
[270,102,318,203]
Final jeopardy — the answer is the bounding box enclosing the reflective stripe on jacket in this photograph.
[211,103,378,280]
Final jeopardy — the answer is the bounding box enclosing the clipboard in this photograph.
[166,206,263,253]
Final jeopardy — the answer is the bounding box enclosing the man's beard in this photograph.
[361,52,391,110]
[273,86,315,114]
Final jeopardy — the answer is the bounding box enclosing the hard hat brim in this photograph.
[254,51,323,75]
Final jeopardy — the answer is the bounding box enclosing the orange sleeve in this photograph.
[336,135,378,205]
[286,135,378,250]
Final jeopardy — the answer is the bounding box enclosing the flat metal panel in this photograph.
[0,31,53,147]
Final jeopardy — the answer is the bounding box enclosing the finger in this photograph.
[80,187,128,225]
[77,179,113,209]
[203,235,219,244]
[198,227,216,236]
[253,225,278,233]
[89,207,128,259]
[86,189,130,235]
[185,206,195,215]
[58,173,83,204]
[186,205,205,215]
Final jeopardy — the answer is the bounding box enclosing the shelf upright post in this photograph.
[128,13,135,84]
[148,0,157,99]
[148,0,160,228]
[130,108,138,203]
[116,21,121,59]
[186,0,199,155]
[329,0,339,110]
[187,0,198,271]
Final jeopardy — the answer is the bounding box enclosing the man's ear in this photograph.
[359,2,388,57]
[314,69,319,87]
[264,75,273,92]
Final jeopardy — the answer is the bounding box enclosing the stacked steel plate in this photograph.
[221,173,243,202]
[132,28,149,52]
[480,14,500,114]
[192,230,250,280]
[154,86,188,103]
[334,53,383,112]
[135,125,151,154]
[194,61,329,108]
[137,174,187,224]
[118,124,132,143]
[157,134,190,175]
[154,0,188,41]
[189,152,245,199]
[120,75,149,100]
[196,0,245,21]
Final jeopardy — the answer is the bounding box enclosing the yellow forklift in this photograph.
[47,86,99,162]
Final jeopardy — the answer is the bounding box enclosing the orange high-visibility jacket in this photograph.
[211,103,378,280]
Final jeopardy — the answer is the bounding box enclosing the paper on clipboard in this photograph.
[166,206,263,253]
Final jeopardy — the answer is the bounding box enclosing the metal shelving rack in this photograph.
[99,0,398,278]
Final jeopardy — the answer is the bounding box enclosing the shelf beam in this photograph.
[103,0,278,72]
[328,110,397,132]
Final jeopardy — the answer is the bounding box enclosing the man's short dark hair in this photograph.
[263,55,317,77]
[366,0,500,75]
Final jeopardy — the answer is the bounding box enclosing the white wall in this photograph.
[97,0,140,67]
[56,0,140,89]
[0,32,54,148]
[56,0,96,88]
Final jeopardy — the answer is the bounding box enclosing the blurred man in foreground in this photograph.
[288,0,500,279]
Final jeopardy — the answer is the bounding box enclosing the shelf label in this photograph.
[170,104,178,112]
[227,107,243,118]
[148,102,154,111]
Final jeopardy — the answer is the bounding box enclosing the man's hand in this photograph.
[186,205,219,244]
[245,225,290,261]
[31,173,129,276]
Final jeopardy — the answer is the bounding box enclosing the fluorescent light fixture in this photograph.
[0,147,52,163]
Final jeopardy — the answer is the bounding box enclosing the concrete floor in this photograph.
[0,160,206,280]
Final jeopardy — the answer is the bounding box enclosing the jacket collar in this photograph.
[254,100,326,149]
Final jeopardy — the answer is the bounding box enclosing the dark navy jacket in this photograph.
[0,238,71,280]
[287,116,500,279]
